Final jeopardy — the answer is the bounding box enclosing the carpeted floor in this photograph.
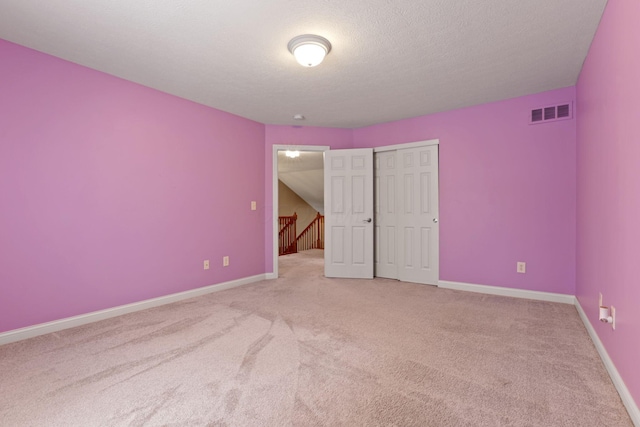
[0,249,633,426]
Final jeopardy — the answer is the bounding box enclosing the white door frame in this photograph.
[271,144,330,278]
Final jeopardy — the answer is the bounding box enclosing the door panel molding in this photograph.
[324,149,374,278]
[374,140,440,285]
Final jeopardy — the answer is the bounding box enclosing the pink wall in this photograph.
[353,87,577,294]
[0,40,266,332]
[576,0,640,407]
[0,38,579,335]
[264,125,353,272]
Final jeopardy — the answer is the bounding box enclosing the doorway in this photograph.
[271,145,329,278]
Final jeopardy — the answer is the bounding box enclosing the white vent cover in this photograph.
[530,103,572,124]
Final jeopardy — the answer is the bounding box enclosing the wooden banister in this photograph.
[278,213,297,255]
[296,212,324,251]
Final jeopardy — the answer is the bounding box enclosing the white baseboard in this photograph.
[0,274,268,346]
[265,272,278,280]
[575,299,640,426]
[438,280,576,304]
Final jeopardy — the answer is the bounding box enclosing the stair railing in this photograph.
[278,213,297,255]
[296,212,324,251]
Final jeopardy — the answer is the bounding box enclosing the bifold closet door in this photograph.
[374,145,439,284]
[374,151,398,279]
[397,145,439,285]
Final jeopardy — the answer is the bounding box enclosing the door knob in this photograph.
[433,218,438,223]
[363,218,372,223]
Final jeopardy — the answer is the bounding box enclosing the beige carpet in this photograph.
[0,250,633,426]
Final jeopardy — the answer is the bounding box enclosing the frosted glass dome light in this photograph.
[288,35,332,67]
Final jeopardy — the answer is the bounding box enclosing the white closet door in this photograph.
[324,149,374,279]
[374,151,398,279]
[397,145,439,285]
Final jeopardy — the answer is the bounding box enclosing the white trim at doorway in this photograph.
[271,145,330,279]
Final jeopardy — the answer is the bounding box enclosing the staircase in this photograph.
[279,212,324,255]
[279,213,297,255]
[296,212,324,251]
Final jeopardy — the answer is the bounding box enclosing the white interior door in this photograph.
[374,151,398,279]
[324,149,374,278]
[397,145,439,284]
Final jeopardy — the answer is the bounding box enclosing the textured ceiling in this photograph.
[0,0,607,128]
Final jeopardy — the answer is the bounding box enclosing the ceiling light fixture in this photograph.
[288,35,332,67]
[285,150,300,158]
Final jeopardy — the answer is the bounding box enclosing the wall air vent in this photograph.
[544,107,556,120]
[530,102,572,124]
[557,104,570,118]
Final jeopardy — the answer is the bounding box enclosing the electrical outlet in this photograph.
[611,306,616,330]
[516,261,526,273]
[251,201,257,211]
[203,260,210,270]
[223,256,229,267]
